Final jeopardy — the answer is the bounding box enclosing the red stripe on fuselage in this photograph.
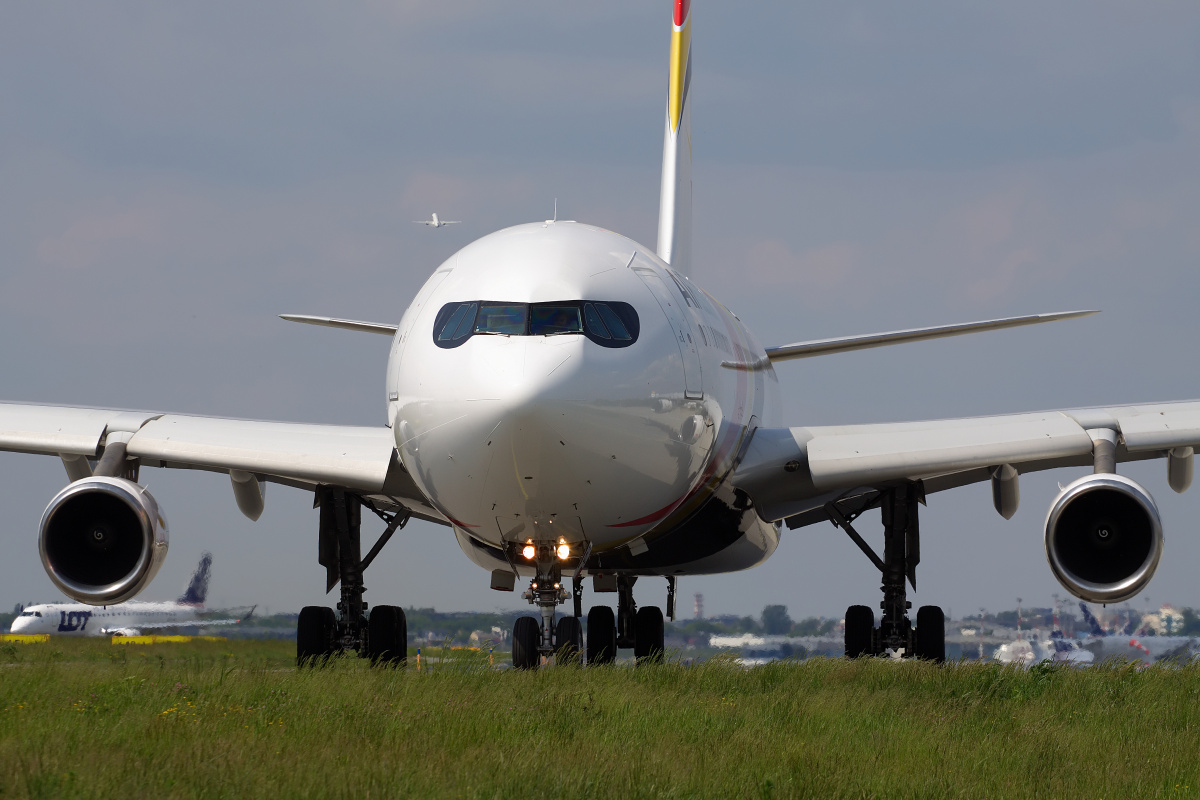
[607,499,682,528]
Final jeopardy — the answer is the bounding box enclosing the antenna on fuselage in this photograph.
[546,197,558,224]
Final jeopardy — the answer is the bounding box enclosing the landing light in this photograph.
[521,544,536,560]
[556,544,570,560]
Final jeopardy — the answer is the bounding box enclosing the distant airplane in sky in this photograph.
[10,553,251,637]
[413,213,460,228]
[1,0,1197,670]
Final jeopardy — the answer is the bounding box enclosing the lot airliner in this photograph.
[2,1,1198,667]
[9,553,249,637]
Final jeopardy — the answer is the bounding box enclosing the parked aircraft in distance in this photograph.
[2,1,1199,669]
[992,632,1095,667]
[413,213,460,228]
[1077,603,1198,665]
[10,553,251,637]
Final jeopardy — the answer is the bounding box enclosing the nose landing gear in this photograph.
[509,543,668,668]
[513,541,573,669]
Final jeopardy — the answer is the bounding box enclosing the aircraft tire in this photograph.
[634,606,665,664]
[297,606,337,667]
[914,605,946,663]
[555,616,583,665]
[844,605,874,658]
[368,605,408,667]
[586,606,617,666]
[512,616,541,670]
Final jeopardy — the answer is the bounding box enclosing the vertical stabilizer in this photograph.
[178,552,212,606]
[656,0,693,274]
[1078,602,1106,637]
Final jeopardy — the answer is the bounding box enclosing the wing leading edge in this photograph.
[0,402,445,525]
[733,400,1200,527]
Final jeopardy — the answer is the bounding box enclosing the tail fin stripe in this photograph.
[668,3,692,133]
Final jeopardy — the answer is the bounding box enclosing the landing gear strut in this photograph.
[297,487,410,666]
[616,576,637,649]
[514,541,572,669]
[827,482,945,661]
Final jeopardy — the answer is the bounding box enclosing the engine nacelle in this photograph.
[1044,473,1163,604]
[38,477,169,605]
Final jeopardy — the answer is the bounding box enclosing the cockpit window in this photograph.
[433,301,638,348]
[530,305,583,335]
[475,304,527,335]
[583,303,609,339]
[436,303,474,342]
[595,303,632,340]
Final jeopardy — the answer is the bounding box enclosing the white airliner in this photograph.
[413,213,460,228]
[9,553,249,637]
[1,1,1197,668]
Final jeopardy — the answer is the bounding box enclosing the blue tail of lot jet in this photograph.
[178,552,212,606]
[1079,602,1107,637]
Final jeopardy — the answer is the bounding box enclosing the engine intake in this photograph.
[38,477,169,605]
[1044,473,1162,604]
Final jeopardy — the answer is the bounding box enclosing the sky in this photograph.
[1,2,1199,621]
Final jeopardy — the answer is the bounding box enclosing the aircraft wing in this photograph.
[733,400,1200,527]
[0,403,446,524]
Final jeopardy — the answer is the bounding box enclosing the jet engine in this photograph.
[38,477,169,605]
[1044,473,1163,604]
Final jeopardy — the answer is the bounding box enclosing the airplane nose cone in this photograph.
[396,334,714,548]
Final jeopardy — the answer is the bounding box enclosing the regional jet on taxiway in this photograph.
[2,0,1196,667]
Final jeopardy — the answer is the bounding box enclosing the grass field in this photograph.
[2,639,1199,799]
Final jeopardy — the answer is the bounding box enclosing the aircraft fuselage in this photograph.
[10,601,202,636]
[388,221,782,577]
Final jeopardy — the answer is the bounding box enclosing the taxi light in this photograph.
[556,543,570,560]
[521,544,536,560]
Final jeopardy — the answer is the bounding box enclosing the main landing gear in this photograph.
[297,487,411,667]
[509,541,668,669]
[582,576,665,666]
[827,482,945,662]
